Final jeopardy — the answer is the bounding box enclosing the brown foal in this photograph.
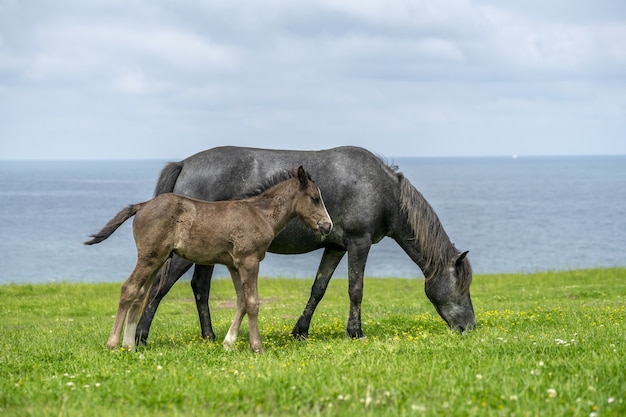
[85,166,332,353]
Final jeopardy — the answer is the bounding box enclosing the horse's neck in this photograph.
[396,178,456,277]
[394,220,455,278]
[392,221,431,275]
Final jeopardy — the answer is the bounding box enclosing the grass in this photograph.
[1,269,625,416]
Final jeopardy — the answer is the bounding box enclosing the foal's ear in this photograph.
[297,165,309,186]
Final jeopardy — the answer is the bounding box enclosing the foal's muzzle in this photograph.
[318,220,332,235]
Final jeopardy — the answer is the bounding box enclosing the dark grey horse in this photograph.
[136,146,475,343]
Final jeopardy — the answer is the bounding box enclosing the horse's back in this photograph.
[168,146,402,252]
[175,146,398,198]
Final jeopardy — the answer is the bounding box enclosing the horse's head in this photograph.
[424,251,476,333]
[295,166,333,236]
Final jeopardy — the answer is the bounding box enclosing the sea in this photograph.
[1,156,625,285]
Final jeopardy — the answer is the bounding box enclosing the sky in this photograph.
[1,0,625,160]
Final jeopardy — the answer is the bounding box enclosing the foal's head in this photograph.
[294,166,333,236]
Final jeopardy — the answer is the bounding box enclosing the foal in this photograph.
[85,166,332,353]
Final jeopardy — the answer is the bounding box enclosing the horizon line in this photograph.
[2,152,625,162]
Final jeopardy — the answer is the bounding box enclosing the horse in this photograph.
[84,166,332,353]
[136,146,476,344]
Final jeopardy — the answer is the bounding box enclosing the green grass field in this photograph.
[1,269,625,416]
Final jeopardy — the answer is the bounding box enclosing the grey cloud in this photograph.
[0,0,624,159]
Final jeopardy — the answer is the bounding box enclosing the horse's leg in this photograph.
[345,239,372,339]
[190,264,216,341]
[223,267,246,350]
[292,248,345,339]
[136,255,192,345]
[107,257,159,350]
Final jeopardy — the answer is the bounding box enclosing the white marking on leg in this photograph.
[122,322,137,349]
[223,332,237,350]
[223,308,244,350]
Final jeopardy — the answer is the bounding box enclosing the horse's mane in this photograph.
[396,169,472,291]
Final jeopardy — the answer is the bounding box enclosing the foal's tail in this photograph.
[83,203,142,245]
[85,161,182,246]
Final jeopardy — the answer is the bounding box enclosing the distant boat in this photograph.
[512,154,519,159]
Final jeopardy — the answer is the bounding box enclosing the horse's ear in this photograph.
[454,251,469,266]
[297,165,308,186]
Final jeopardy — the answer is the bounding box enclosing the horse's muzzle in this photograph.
[453,320,476,334]
[318,221,332,235]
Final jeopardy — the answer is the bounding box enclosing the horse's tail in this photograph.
[83,203,142,245]
[154,161,183,196]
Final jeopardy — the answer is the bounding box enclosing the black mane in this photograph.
[399,176,472,291]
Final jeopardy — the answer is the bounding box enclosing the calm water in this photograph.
[1,156,624,284]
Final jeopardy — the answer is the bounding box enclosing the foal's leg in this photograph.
[123,271,159,349]
[107,258,159,349]
[239,261,262,353]
[136,256,193,345]
[223,267,246,350]
[292,248,345,339]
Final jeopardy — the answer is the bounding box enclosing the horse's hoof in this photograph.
[135,331,148,346]
[203,333,217,342]
[291,331,308,341]
[346,328,365,339]
[291,317,312,339]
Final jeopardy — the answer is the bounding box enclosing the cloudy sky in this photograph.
[1,0,625,160]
